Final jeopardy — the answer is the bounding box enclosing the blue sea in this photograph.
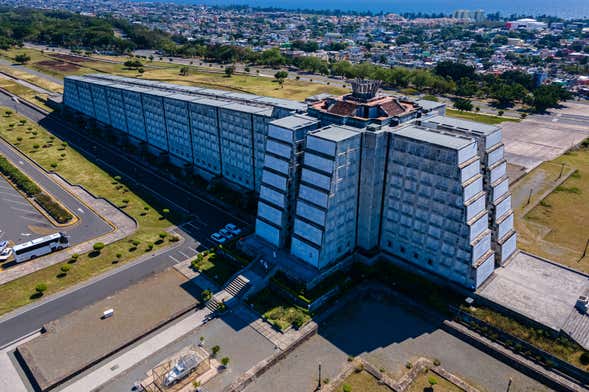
[152,0,589,19]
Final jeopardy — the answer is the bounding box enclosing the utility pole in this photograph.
[558,162,565,180]
[526,188,533,206]
[317,363,322,390]
[579,238,589,263]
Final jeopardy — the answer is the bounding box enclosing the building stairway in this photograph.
[562,310,589,350]
[224,275,251,297]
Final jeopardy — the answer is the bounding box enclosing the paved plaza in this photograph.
[478,251,589,332]
[502,102,589,172]
[243,298,550,392]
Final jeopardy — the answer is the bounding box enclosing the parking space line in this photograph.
[178,250,189,259]
[10,206,37,214]
[17,215,46,223]
[4,199,28,206]
[169,255,180,263]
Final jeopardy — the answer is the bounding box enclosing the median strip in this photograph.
[0,153,74,224]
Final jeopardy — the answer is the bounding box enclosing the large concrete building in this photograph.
[63,75,516,290]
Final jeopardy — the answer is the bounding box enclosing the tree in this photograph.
[137,67,144,74]
[211,345,220,357]
[93,242,105,252]
[453,98,473,112]
[14,53,30,64]
[274,70,288,88]
[221,357,230,368]
[428,375,438,389]
[60,265,71,274]
[123,59,143,69]
[179,66,190,76]
[224,65,235,77]
[35,283,47,296]
[342,384,352,392]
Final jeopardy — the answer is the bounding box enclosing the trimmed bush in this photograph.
[35,283,47,294]
[93,242,105,251]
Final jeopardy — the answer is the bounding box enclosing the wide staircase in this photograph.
[205,274,251,312]
[562,310,589,350]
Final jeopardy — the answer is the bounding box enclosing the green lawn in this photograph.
[406,371,463,392]
[516,139,589,271]
[465,305,587,370]
[249,286,311,332]
[0,48,348,101]
[446,108,520,125]
[0,108,185,315]
[191,251,241,287]
[338,371,393,392]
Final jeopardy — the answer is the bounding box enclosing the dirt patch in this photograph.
[48,53,89,63]
[36,60,80,72]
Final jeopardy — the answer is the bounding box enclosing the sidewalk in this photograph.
[0,174,137,284]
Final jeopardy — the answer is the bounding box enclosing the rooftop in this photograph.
[270,114,319,130]
[394,125,475,150]
[310,124,360,142]
[424,115,500,136]
[72,74,307,112]
[17,269,198,391]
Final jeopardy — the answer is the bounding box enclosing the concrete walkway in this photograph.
[59,308,212,392]
[0,331,40,392]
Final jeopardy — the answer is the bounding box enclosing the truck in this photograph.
[163,353,200,387]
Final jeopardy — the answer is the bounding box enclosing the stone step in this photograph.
[224,275,250,298]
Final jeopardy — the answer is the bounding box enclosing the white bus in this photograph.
[13,232,69,263]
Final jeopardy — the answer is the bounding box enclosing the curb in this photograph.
[0,149,78,227]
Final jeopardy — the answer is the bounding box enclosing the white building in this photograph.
[63,76,517,290]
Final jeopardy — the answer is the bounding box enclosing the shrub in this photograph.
[159,232,168,239]
[146,242,154,251]
[211,345,220,356]
[60,265,70,273]
[433,358,441,366]
[35,193,73,223]
[50,162,58,169]
[581,351,589,365]
[169,235,180,242]
[428,376,438,386]
[342,384,352,392]
[93,242,105,252]
[221,357,230,367]
[201,289,212,302]
[131,239,140,246]
[0,156,41,196]
[35,283,47,294]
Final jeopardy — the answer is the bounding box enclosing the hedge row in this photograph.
[0,155,41,196]
[35,193,73,224]
[0,155,72,223]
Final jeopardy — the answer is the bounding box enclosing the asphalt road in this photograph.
[0,91,248,347]
[0,175,53,244]
[0,137,112,246]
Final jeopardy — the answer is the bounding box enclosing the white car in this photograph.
[0,241,7,253]
[219,228,234,240]
[0,247,12,262]
[224,223,242,236]
[210,232,226,244]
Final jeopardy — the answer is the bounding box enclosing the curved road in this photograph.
[0,90,248,348]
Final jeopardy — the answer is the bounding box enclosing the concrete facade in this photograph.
[63,74,306,192]
[63,76,517,290]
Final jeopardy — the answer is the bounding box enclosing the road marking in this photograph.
[10,206,35,214]
[20,233,31,237]
[552,118,559,122]
[169,254,180,263]
[178,250,189,259]
[18,215,45,223]
[185,248,198,255]
[77,207,85,214]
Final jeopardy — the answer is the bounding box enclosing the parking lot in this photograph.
[0,175,54,246]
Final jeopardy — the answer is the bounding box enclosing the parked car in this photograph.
[0,241,7,253]
[210,232,226,244]
[224,223,242,236]
[0,247,13,262]
[219,228,234,240]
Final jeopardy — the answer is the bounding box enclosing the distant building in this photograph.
[506,18,547,31]
[63,76,517,290]
[453,9,486,23]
